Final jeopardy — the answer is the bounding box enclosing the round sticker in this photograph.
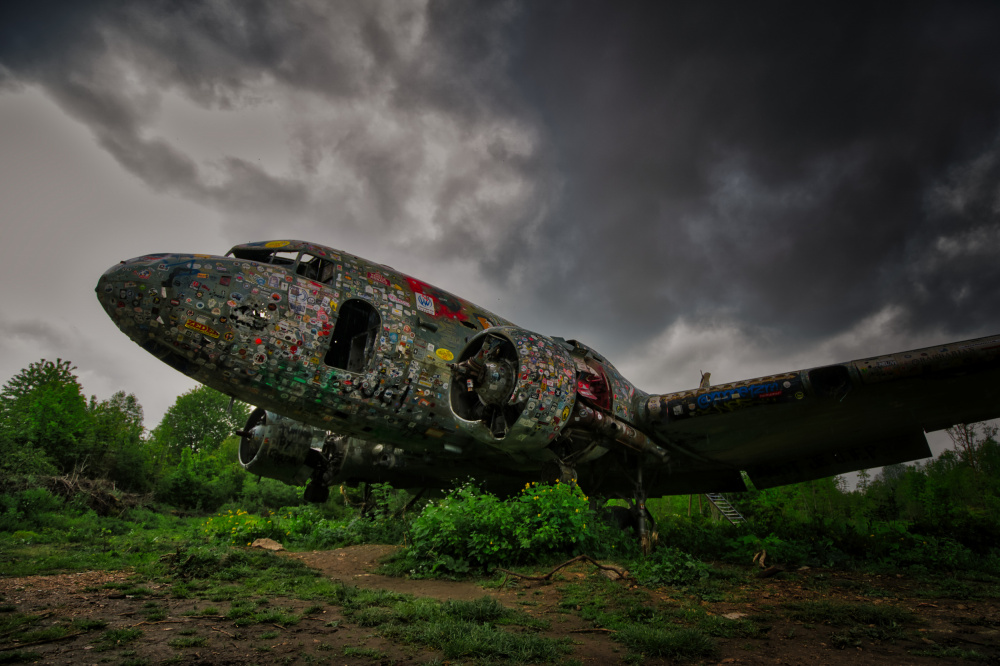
[436,348,455,361]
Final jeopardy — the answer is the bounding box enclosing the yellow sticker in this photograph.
[561,406,570,421]
[436,348,455,361]
[265,240,290,248]
[184,319,220,339]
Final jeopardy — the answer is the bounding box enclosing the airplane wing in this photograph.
[639,334,1000,490]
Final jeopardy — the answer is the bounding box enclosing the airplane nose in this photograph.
[95,252,259,380]
[95,255,169,339]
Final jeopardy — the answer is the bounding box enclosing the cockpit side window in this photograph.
[325,299,381,373]
[297,253,336,284]
[270,251,299,266]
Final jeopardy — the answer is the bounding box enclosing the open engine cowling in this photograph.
[449,327,578,451]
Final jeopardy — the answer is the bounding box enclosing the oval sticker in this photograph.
[265,240,290,248]
[436,348,454,361]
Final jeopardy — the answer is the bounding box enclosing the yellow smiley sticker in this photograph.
[436,348,455,361]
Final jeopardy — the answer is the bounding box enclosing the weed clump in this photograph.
[615,625,717,660]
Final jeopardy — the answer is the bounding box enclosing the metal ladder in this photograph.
[704,493,746,525]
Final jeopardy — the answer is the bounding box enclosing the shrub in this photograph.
[0,488,64,531]
[630,546,711,586]
[406,480,601,575]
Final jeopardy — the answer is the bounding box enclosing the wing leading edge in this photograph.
[638,334,1000,490]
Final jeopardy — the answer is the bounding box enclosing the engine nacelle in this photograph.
[450,327,578,451]
[237,408,455,494]
[238,407,328,485]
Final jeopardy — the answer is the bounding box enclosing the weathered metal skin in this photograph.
[97,240,1000,504]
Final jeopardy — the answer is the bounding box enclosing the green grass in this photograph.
[93,627,143,652]
[0,612,109,646]
[699,614,769,639]
[615,625,718,660]
[909,646,991,661]
[782,600,913,627]
[383,619,569,662]
[915,577,1000,601]
[343,646,386,659]
[557,572,724,660]
[323,585,569,663]
[0,510,195,578]
[168,635,208,648]
[0,651,42,664]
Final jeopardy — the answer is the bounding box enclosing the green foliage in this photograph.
[406,480,602,575]
[235,477,306,513]
[149,386,249,465]
[0,359,90,474]
[629,546,711,587]
[87,391,151,492]
[202,508,284,545]
[154,441,245,511]
[0,488,64,532]
[783,600,913,627]
[200,493,410,550]
[337,590,568,662]
[614,625,717,660]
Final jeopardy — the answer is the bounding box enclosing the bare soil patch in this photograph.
[1,546,998,664]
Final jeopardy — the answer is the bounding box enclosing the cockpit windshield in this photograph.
[229,246,336,285]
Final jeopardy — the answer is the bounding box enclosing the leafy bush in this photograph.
[235,477,306,514]
[201,508,284,545]
[155,448,244,511]
[406,480,601,575]
[629,546,711,586]
[0,488,64,531]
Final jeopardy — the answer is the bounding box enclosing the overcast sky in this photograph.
[2,1,999,462]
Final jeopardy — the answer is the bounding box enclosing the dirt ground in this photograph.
[1,545,998,665]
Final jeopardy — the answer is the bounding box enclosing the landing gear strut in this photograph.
[635,466,653,555]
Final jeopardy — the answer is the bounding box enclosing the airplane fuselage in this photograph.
[97,240,653,495]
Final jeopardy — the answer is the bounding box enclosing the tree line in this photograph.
[0,358,257,509]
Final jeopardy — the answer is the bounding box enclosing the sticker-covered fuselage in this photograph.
[96,240,629,481]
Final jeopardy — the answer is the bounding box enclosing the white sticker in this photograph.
[416,293,435,315]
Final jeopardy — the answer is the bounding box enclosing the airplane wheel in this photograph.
[304,481,330,504]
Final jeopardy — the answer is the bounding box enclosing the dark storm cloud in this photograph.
[3,1,1000,362]
[501,2,1000,350]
